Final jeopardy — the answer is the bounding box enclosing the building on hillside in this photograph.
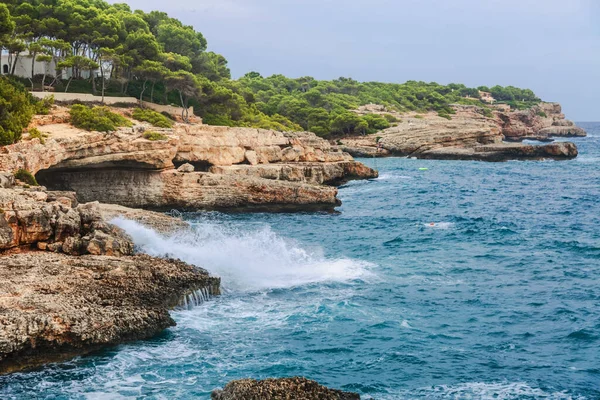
[0,51,111,81]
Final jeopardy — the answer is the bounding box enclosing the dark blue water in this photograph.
[2,123,599,399]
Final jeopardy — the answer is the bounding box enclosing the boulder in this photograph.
[177,163,195,173]
[212,377,360,400]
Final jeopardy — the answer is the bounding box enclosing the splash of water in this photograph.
[111,217,374,292]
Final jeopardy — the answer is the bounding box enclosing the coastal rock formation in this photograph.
[212,377,360,400]
[0,252,220,374]
[340,103,584,161]
[99,203,189,234]
[0,188,132,255]
[0,111,376,211]
[38,170,341,212]
[498,103,586,140]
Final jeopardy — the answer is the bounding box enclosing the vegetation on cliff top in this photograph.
[0,0,543,140]
[69,104,132,132]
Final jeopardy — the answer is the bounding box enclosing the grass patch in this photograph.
[132,108,174,128]
[69,104,132,132]
[14,169,39,186]
[143,131,169,141]
[414,114,424,119]
[537,111,548,118]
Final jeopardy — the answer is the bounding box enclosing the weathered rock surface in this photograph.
[40,170,341,212]
[0,252,220,374]
[340,103,585,161]
[498,103,586,139]
[212,377,360,400]
[0,188,132,255]
[0,117,376,211]
[98,203,189,234]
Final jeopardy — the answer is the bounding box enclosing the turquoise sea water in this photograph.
[2,123,599,399]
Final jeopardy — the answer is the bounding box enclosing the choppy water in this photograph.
[2,123,599,399]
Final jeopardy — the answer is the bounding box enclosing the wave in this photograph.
[111,218,374,292]
[397,381,587,400]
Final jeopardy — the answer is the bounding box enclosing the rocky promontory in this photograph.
[339,102,585,161]
[0,185,220,374]
[0,107,377,212]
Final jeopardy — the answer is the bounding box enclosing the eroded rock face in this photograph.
[0,188,132,255]
[40,170,342,212]
[212,377,360,400]
[498,103,586,139]
[0,252,220,374]
[1,121,376,212]
[339,103,584,161]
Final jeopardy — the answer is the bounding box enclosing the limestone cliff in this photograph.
[340,102,585,161]
[0,108,377,212]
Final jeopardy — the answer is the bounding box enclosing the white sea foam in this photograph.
[111,218,374,292]
[396,381,586,400]
[376,172,413,181]
[423,222,455,229]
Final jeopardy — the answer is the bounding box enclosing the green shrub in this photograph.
[143,131,168,141]
[438,112,452,120]
[27,127,48,144]
[482,108,494,118]
[32,95,55,115]
[0,77,35,145]
[362,114,391,133]
[14,169,38,186]
[537,110,548,118]
[69,104,132,132]
[132,108,174,128]
[383,114,398,123]
[414,114,424,119]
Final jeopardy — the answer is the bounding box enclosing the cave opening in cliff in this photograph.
[36,160,165,206]
[172,160,213,172]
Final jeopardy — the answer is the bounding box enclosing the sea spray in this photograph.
[111,217,374,292]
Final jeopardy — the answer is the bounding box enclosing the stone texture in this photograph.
[212,377,360,400]
[176,163,195,173]
[339,103,585,161]
[98,203,189,234]
[40,170,342,212]
[0,189,132,255]
[1,114,376,212]
[0,252,220,374]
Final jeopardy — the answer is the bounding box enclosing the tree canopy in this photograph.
[0,0,543,140]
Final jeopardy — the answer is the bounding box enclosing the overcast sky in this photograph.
[118,0,599,120]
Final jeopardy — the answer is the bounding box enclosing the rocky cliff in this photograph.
[340,102,585,161]
[0,109,377,212]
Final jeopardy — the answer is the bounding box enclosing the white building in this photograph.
[1,52,110,80]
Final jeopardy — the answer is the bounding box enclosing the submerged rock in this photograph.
[0,252,220,374]
[212,377,360,400]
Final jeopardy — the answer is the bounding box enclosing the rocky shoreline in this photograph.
[0,100,589,396]
[0,184,219,374]
[338,102,585,161]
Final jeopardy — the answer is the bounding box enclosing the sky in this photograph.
[117,0,599,120]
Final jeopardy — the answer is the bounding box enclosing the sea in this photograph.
[1,123,599,399]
